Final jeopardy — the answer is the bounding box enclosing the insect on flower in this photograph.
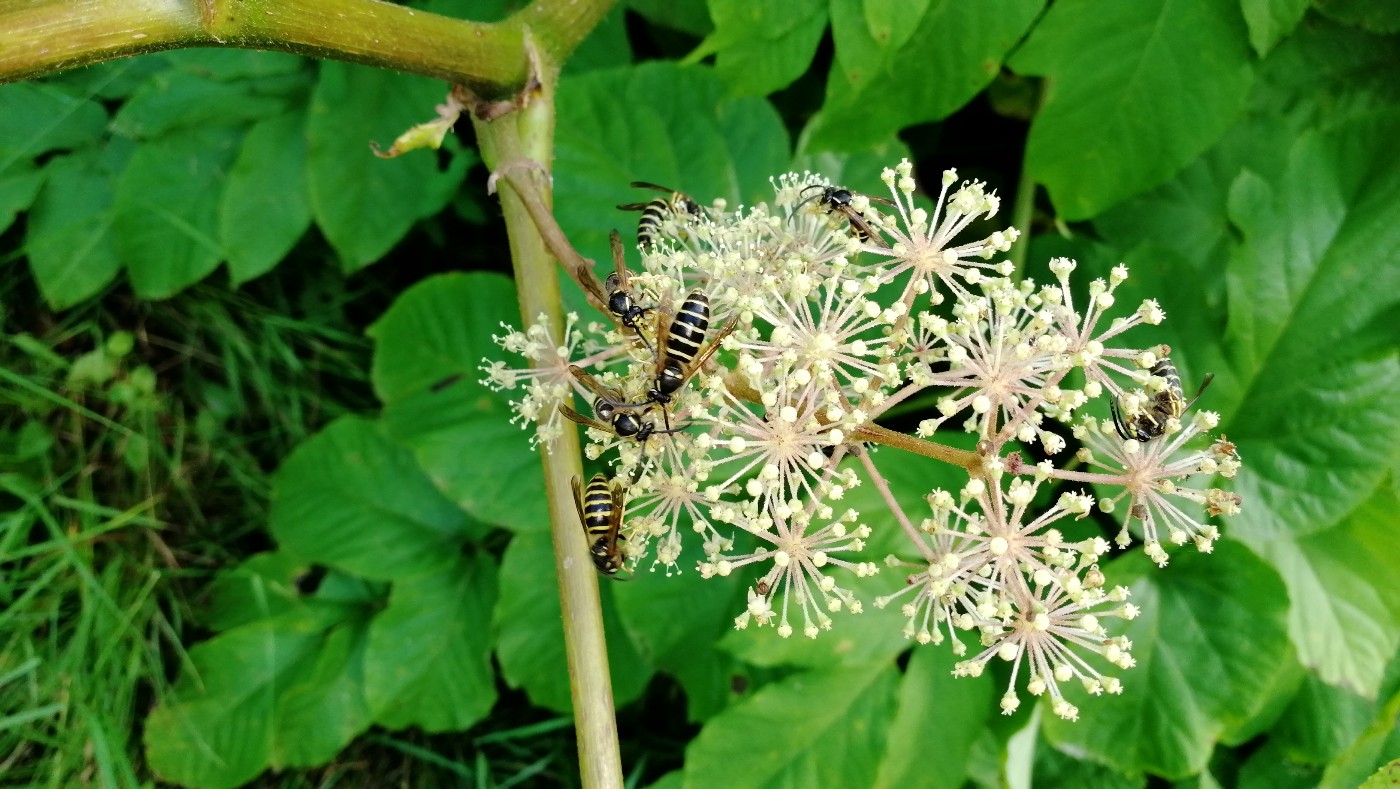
[793,184,893,246]
[559,365,683,476]
[575,231,657,355]
[1111,356,1214,442]
[628,290,737,433]
[617,181,703,250]
[571,473,629,577]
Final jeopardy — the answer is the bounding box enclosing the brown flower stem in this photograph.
[850,422,984,472]
[856,451,935,562]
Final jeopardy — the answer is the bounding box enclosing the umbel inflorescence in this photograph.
[481,159,1243,720]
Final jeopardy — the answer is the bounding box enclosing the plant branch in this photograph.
[470,46,623,789]
[1,0,613,91]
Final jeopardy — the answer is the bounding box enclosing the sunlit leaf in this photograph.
[1011,0,1254,219]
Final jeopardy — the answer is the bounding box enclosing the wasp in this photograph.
[574,230,657,355]
[793,184,893,246]
[1110,357,1214,442]
[559,365,681,457]
[629,290,737,433]
[571,473,628,577]
[617,181,703,250]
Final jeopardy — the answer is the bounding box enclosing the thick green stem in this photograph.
[0,0,611,90]
[471,46,623,789]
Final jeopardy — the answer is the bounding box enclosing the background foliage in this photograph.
[2,0,1399,787]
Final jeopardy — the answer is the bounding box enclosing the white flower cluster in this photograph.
[480,159,1243,719]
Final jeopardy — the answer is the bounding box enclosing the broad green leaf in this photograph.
[806,0,1043,151]
[564,1,633,75]
[202,551,310,632]
[114,125,239,299]
[1011,0,1254,220]
[682,664,898,788]
[270,416,476,580]
[1243,487,1400,700]
[1043,540,1292,779]
[554,62,790,263]
[307,61,467,269]
[201,555,384,633]
[1240,0,1310,55]
[25,146,128,308]
[164,49,308,80]
[1358,761,1400,789]
[1034,744,1145,788]
[371,273,548,533]
[1275,674,1375,764]
[220,112,313,283]
[629,0,713,37]
[110,70,303,140]
[144,603,373,788]
[364,554,498,731]
[0,82,107,159]
[1321,686,1400,788]
[0,158,43,235]
[1314,0,1400,33]
[701,0,828,97]
[873,644,994,789]
[614,559,746,720]
[495,530,652,712]
[719,573,909,669]
[1238,739,1324,789]
[272,617,372,767]
[1222,118,1400,541]
[789,140,915,195]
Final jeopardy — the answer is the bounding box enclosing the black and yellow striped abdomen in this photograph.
[666,292,711,368]
[581,474,616,538]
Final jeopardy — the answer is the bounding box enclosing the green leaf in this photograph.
[702,0,828,97]
[873,645,994,789]
[1243,487,1400,701]
[25,146,128,308]
[1275,674,1375,764]
[0,158,43,235]
[1239,739,1324,789]
[805,0,1044,151]
[307,61,468,270]
[495,530,651,712]
[614,559,746,721]
[1043,540,1292,779]
[630,0,713,35]
[1358,761,1400,789]
[114,125,240,299]
[564,1,633,75]
[682,664,898,788]
[144,603,373,788]
[0,82,107,159]
[1222,119,1400,542]
[554,62,790,263]
[1011,0,1255,219]
[719,574,909,669]
[371,273,549,533]
[110,70,302,140]
[1322,683,1400,788]
[364,554,498,731]
[220,112,313,283]
[1240,0,1310,55]
[270,416,476,580]
[1034,743,1145,788]
[1314,0,1400,33]
[202,551,308,632]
